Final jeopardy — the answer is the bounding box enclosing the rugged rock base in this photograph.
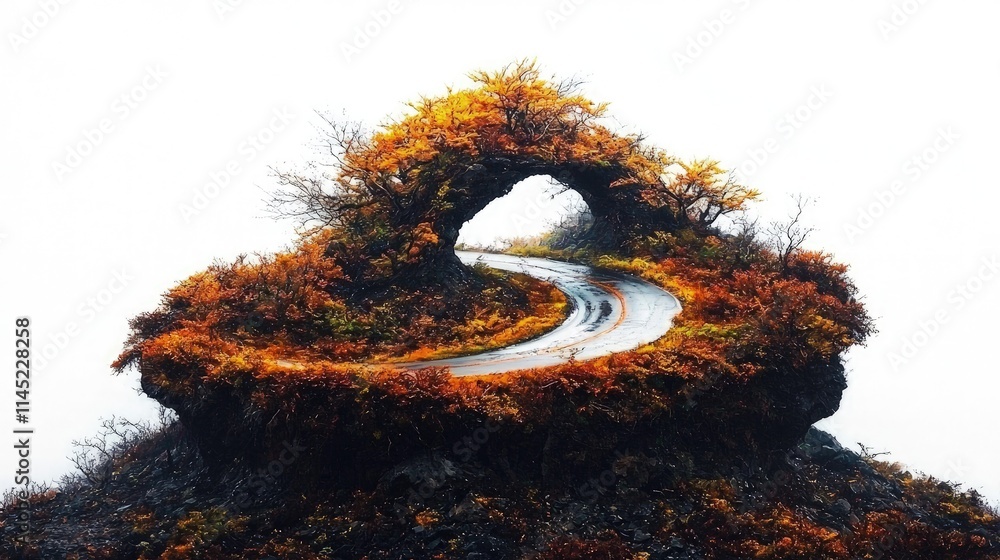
[3,424,997,559]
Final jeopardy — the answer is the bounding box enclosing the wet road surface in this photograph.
[392,251,682,376]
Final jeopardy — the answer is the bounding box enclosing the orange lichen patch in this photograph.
[156,508,247,560]
[414,510,441,529]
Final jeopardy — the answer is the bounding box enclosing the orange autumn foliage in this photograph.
[274,60,759,285]
[47,61,998,560]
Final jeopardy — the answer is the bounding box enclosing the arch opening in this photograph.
[456,175,593,252]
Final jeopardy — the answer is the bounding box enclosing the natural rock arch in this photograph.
[275,62,691,287]
[273,60,760,294]
[106,63,876,516]
[424,158,673,276]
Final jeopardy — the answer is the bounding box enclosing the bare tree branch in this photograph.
[767,194,815,271]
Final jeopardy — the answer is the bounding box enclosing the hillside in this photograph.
[3,61,997,559]
[5,420,997,559]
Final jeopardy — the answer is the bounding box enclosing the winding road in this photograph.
[394,251,681,376]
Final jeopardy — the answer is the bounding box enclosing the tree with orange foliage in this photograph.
[641,158,760,232]
[271,60,760,287]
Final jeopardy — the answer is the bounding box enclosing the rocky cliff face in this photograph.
[126,344,852,493]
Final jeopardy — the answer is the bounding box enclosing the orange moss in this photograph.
[393,272,568,362]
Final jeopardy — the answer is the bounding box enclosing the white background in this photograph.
[1,1,998,503]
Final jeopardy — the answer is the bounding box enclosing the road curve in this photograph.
[393,251,682,376]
